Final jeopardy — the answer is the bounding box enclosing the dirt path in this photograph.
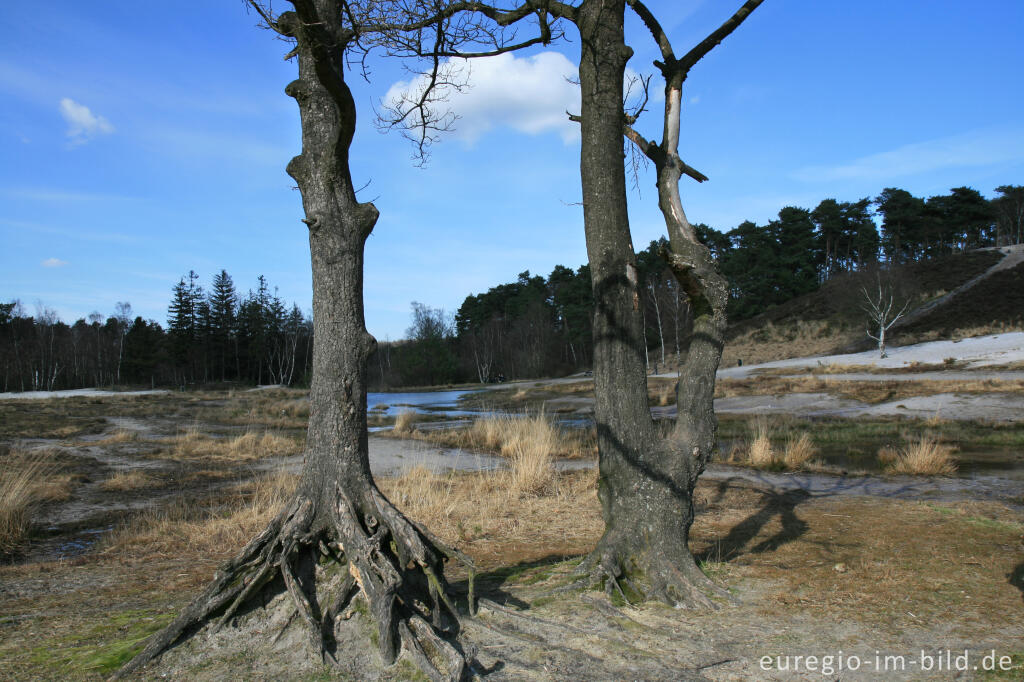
[701,464,1024,507]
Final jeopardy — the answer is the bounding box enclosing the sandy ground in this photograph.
[644,332,1024,422]
[708,390,1024,422]
[490,333,1024,421]
[0,388,170,400]
[713,331,1024,379]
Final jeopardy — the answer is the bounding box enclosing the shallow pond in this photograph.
[368,390,474,416]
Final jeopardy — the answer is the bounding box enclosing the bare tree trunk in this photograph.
[572,0,716,606]
[571,0,760,607]
[119,4,472,678]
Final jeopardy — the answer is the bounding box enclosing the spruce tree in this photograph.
[208,270,238,381]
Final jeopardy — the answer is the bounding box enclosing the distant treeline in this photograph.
[3,184,1021,392]
[0,271,312,393]
[708,184,1022,319]
[375,183,1024,387]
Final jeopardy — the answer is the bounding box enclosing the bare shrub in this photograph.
[884,436,958,476]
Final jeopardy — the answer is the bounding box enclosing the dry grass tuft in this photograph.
[170,423,206,457]
[101,470,158,492]
[227,432,300,459]
[716,374,1024,406]
[393,410,417,436]
[724,419,819,471]
[876,445,900,466]
[430,414,561,494]
[747,432,776,468]
[167,427,301,461]
[1,449,67,555]
[431,413,593,462]
[499,419,556,496]
[883,436,958,476]
[104,461,599,572]
[783,433,818,470]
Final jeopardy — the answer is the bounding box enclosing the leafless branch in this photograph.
[861,279,910,356]
[674,158,708,183]
[625,0,675,64]
[246,0,287,35]
[623,124,657,161]
[623,72,652,125]
[628,0,763,80]
[675,0,764,76]
[626,134,650,197]
[372,2,572,163]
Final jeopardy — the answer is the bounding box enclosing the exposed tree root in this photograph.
[115,486,475,681]
[568,538,731,610]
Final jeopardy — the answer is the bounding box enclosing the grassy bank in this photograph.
[1,464,1021,679]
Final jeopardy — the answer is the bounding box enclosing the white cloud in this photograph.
[385,51,581,144]
[41,257,68,268]
[59,98,114,145]
[794,127,1024,183]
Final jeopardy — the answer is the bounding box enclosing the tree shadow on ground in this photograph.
[1010,562,1024,603]
[450,553,582,610]
[696,484,812,563]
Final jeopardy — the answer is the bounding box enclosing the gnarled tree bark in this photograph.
[573,0,763,607]
[411,0,762,608]
[117,3,474,680]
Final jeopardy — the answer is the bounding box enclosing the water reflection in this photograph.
[368,390,474,416]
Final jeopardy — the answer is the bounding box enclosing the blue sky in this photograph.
[2,1,1022,339]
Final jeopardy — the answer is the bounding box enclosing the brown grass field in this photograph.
[0,386,1021,679]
